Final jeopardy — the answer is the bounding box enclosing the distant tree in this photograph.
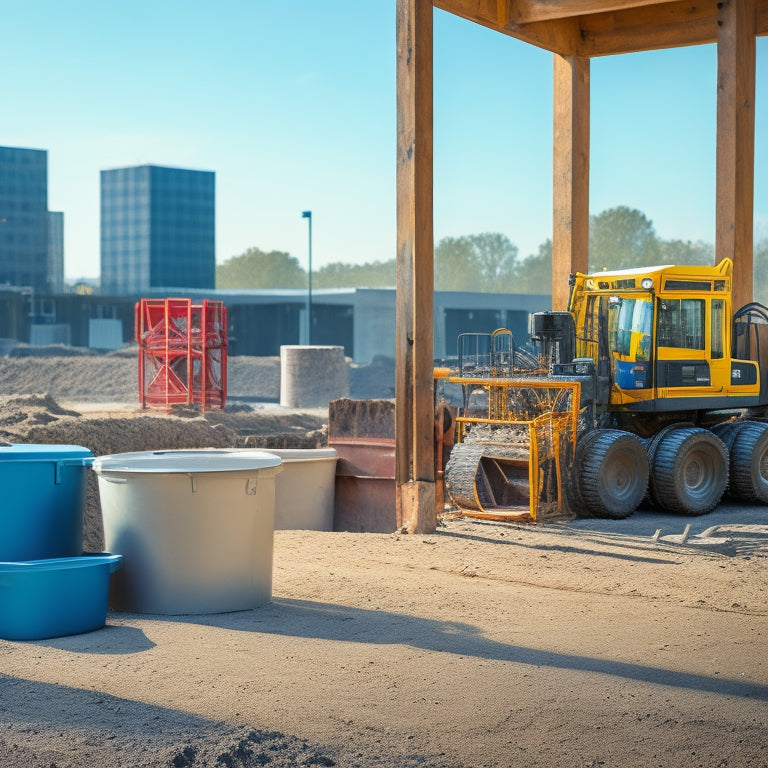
[589,206,661,271]
[434,233,519,292]
[314,259,395,288]
[434,236,475,291]
[216,248,306,289]
[470,232,520,291]
[515,239,553,294]
[216,220,731,298]
[657,239,714,266]
[754,237,768,307]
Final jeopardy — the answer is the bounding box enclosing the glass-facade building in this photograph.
[100,165,215,296]
[0,146,52,291]
[47,211,64,294]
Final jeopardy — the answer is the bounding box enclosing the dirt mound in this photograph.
[0,353,395,403]
[8,343,103,357]
[349,355,396,398]
[328,397,395,439]
[0,393,83,441]
[0,357,140,402]
[4,394,328,552]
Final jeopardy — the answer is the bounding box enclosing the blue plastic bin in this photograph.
[0,554,122,640]
[0,444,93,561]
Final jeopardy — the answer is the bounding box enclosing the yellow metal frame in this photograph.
[449,377,581,520]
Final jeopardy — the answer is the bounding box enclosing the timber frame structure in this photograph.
[395,0,767,532]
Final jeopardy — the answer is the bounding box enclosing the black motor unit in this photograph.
[529,311,576,367]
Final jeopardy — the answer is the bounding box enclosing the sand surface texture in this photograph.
[1,352,767,767]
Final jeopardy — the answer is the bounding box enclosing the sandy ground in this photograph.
[1,353,767,767]
[2,517,767,768]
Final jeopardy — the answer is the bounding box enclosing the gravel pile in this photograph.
[0,351,394,403]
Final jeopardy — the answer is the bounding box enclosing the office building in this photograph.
[47,211,64,294]
[100,164,215,295]
[0,145,61,292]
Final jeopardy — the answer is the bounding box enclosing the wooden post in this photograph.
[396,0,436,533]
[552,53,590,310]
[716,0,756,311]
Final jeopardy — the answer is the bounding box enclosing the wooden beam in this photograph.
[396,0,437,533]
[716,0,756,311]
[436,0,768,54]
[508,18,581,53]
[758,0,768,33]
[434,0,580,52]
[433,0,502,27]
[553,54,590,310]
[578,1,721,56]
[508,0,673,24]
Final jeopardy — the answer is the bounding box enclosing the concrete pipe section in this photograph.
[280,345,349,408]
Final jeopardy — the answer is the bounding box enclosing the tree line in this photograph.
[216,205,768,303]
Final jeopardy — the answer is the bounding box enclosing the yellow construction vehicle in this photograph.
[443,258,768,521]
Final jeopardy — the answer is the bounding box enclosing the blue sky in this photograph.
[2,1,766,281]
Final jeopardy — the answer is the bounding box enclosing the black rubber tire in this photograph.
[649,428,728,516]
[711,420,764,499]
[729,422,768,503]
[570,429,610,517]
[710,421,750,452]
[577,430,649,519]
[642,425,680,508]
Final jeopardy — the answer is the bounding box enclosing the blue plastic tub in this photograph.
[0,554,122,640]
[0,444,93,561]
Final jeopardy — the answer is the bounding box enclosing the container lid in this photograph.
[264,448,337,462]
[0,443,94,463]
[92,449,282,474]
[0,554,122,573]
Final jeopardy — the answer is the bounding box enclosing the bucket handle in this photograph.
[185,475,260,494]
[97,473,128,485]
[55,457,95,484]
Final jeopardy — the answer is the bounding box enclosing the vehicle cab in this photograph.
[568,258,761,413]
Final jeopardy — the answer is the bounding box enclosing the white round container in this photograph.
[268,448,338,531]
[92,449,282,615]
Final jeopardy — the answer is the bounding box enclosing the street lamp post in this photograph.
[301,210,312,345]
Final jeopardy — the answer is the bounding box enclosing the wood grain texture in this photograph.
[396,0,436,530]
[553,54,590,310]
[435,0,766,53]
[716,0,756,310]
[578,1,720,55]
[508,0,673,24]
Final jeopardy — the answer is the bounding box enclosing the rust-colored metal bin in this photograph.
[330,437,396,533]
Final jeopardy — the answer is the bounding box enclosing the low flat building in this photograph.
[1,287,550,364]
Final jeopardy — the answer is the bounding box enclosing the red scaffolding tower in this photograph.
[135,298,227,411]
